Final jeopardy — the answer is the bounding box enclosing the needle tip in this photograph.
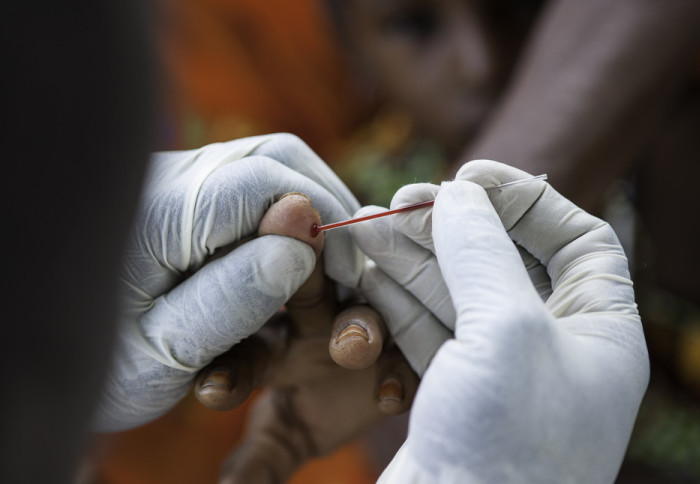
[310,224,320,238]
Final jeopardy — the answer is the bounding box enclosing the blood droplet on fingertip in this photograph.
[310,224,320,238]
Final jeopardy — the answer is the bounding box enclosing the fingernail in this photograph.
[201,370,233,391]
[336,323,369,343]
[279,192,312,203]
[378,377,403,402]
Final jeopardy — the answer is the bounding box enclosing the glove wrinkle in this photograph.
[358,261,452,374]
[351,206,456,329]
[98,134,370,431]
[377,161,648,483]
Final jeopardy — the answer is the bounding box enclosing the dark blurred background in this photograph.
[4,0,696,482]
[87,0,700,483]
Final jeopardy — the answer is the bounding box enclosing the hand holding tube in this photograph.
[353,160,649,482]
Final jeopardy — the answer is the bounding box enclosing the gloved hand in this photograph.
[351,177,552,375]
[350,185,454,375]
[190,191,419,483]
[94,133,365,432]
[353,160,650,483]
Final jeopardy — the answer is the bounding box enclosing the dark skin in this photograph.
[194,194,418,483]
[333,0,539,160]
[333,0,700,303]
[335,0,700,209]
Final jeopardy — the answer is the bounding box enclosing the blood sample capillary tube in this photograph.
[310,174,547,237]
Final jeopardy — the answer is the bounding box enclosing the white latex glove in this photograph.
[351,183,550,375]
[351,193,454,374]
[356,160,649,483]
[94,134,363,432]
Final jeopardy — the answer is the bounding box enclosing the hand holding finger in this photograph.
[195,193,326,410]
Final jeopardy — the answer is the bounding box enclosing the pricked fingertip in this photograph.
[258,192,324,256]
[310,223,320,238]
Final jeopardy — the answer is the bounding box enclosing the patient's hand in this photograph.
[193,193,418,483]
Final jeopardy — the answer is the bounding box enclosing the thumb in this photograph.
[432,181,545,337]
[132,235,315,369]
[95,235,315,432]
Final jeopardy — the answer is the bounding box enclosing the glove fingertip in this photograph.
[353,205,387,219]
[390,183,439,210]
[434,180,494,216]
[250,236,317,297]
[349,209,393,255]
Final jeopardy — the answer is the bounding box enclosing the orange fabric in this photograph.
[289,443,378,484]
[90,393,250,484]
[89,392,378,483]
[156,0,368,157]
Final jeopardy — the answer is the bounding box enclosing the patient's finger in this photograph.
[196,193,327,410]
[194,333,271,411]
[329,305,386,370]
[260,193,336,337]
[257,192,325,257]
[374,346,419,416]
